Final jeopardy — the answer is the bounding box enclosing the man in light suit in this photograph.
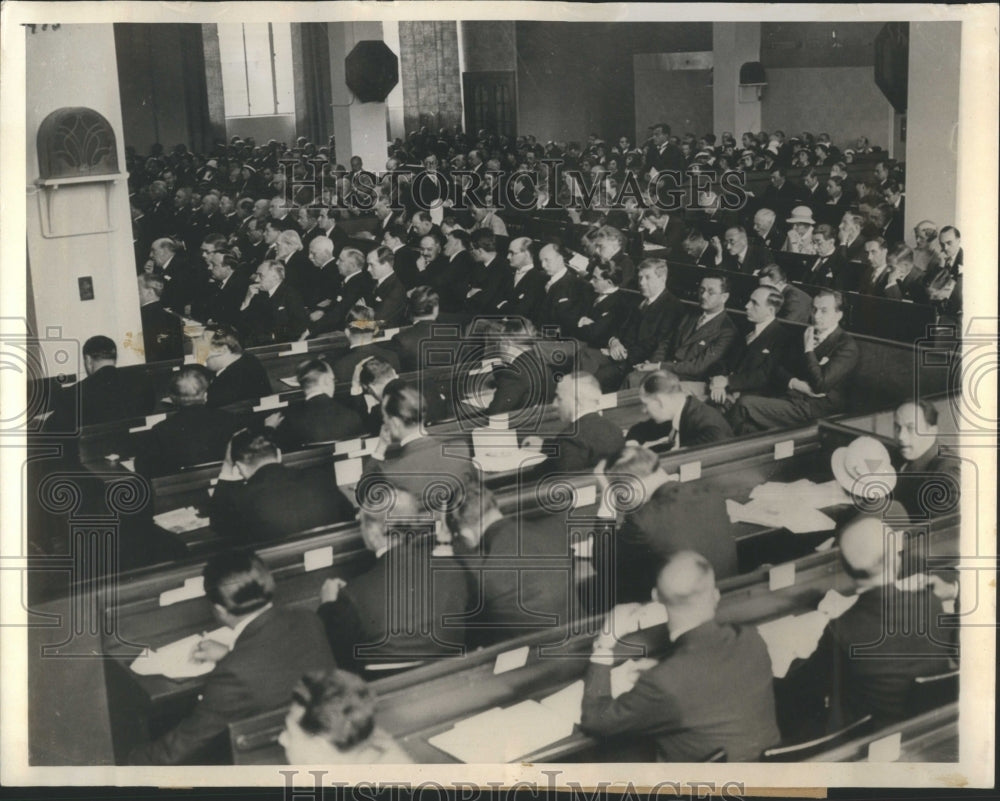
[128,550,335,764]
[731,290,860,432]
[580,550,779,761]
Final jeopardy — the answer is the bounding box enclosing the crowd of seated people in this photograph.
[34,121,966,766]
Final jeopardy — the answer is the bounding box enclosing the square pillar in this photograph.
[713,23,762,138]
[328,21,389,172]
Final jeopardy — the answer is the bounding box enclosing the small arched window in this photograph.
[37,107,119,180]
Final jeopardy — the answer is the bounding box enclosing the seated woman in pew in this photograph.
[136,366,241,476]
[279,670,412,764]
[209,428,355,544]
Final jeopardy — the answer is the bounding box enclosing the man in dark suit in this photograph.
[239,260,309,346]
[640,207,686,257]
[524,372,625,475]
[716,227,772,276]
[449,485,581,647]
[417,232,470,316]
[363,246,408,329]
[195,252,249,328]
[883,244,929,304]
[315,206,349,256]
[707,286,789,406]
[680,227,719,268]
[317,489,469,673]
[758,166,800,212]
[787,516,957,731]
[882,181,906,245]
[838,212,867,264]
[437,228,477,318]
[584,258,683,392]
[856,237,892,297]
[497,237,547,323]
[390,286,460,374]
[575,261,638,350]
[644,122,686,178]
[331,306,401,388]
[138,274,185,363]
[43,335,156,433]
[802,224,849,289]
[581,550,779,761]
[265,358,366,449]
[135,367,239,476]
[752,208,785,253]
[128,550,336,764]
[892,400,962,523]
[405,210,443,249]
[482,318,556,418]
[924,225,963,328]
[149,237,197,314]
[536,243,591,336]
[204,326,273,408]
[631,275,738,387]
[731,290,860,432]
[758,263,813,325]
[817,176,850,226]
[624,371,733,450]
[384,224,422,290]
[306,247,374,337]
[269,195,302,235]
[467,229,512,316]
[594,226,636,290]
[209,429,355,543]
[361,380,474,507]
[302,235,342,313]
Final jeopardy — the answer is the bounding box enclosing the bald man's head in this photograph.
[839,515,899,586]
[655,551,718,609]
[554,371,602,422]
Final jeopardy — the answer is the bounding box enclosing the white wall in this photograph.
[26,24,143,371]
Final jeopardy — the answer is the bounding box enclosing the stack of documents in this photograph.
[130,626,237,679]
[427,700,576,762]
[750,479,850,509]
[727,478,850,533]
[153,506,209,534]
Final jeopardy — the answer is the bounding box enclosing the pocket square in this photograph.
[698,340,706,346]
[558,297,569,303]
[278,306,286,311]
[762,348,770,354]
[819,356,831,366]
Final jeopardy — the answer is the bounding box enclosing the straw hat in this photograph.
[831,436,897,499]
[786,206,816,226]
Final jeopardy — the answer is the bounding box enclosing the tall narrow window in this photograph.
[217,23,295,118]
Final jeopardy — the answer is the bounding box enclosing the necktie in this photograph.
[746,329,757,344]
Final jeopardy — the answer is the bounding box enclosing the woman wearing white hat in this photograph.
[782,206,818,254]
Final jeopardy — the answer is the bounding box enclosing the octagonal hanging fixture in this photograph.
[345,40,399,103]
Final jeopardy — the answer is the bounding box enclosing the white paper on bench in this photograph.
[867,731,902,762]
[335,438,363,455]
[568,252,590,272]
[129,413,168,433]
[679,460,701,482]
[153,506,209,535]
[539,681,584,725]
[130,625,236,678]
[574,484,597,508]
[597,392,617,410]
[279,376,300,388]
[303,546,334,572]
[121,459,135,473]
[284,340,308,355]
[427,700,576,763]
[472,429,519,456]
[773,439,795,460]
[381,328,401,340]
[493,645,529,675]
[158,575,206,607]
[335,457,363,487]
[253,395,287,412]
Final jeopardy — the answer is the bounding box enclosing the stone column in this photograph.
[713,22,762,138]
